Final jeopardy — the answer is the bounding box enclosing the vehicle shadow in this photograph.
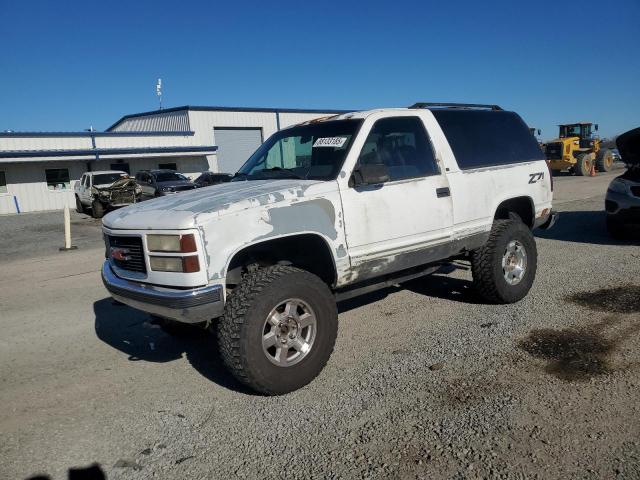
[93,298,253,394]
[338,264,481,312]
[535,210,640,245]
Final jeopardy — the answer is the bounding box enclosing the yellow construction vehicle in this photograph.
[544,122,614,176]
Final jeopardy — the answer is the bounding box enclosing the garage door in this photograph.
[214,128,263,173]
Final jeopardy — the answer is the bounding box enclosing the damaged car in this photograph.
[75,171,142,218]
[605,127,640,239]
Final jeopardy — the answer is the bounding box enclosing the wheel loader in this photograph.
[544,122,614,176]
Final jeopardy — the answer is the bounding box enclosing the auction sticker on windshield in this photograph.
[313,137,347,148]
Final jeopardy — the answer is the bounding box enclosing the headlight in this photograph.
[147,234,197,253]
[147,234,181,252]
[608,180,629,195]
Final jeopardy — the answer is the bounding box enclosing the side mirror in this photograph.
[352,164,390,186]
[594,124,599,131]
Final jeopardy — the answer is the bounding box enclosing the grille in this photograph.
[631,186,640,197]
[545,143,563,160]
[107,235,146,273]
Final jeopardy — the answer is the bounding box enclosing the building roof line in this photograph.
[107,105,352,131]
[0,131,195,138]
[0,145,217,159]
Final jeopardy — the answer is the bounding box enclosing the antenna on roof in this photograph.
[156,78,163,110]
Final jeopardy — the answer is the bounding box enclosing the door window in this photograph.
[357,117,439,181]
[45,168,70,191]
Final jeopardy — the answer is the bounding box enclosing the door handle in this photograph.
[436,187,450,198]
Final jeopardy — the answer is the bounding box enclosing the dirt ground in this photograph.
[1,170,639,479]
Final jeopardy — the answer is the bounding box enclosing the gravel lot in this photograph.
[1,170,639,480]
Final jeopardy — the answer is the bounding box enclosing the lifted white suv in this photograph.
[101,102,556,394]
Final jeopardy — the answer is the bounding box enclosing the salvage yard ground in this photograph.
[1,170,639,479]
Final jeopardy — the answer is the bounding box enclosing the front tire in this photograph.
[574,153,593,176]
[471,219,538,304]
[75,195,85,214]
[596,149,614,172]
[218,265,338,395]
[91,200,105,219]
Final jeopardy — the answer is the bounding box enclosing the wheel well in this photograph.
[226,234,337,287]
[494,197,535,228]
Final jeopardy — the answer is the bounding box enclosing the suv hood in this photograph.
[616,127,640,167]
[102,179,324,230]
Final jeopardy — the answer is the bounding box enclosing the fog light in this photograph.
[149,256,183,272]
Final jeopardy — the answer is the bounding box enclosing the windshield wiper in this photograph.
[256,167,304,179]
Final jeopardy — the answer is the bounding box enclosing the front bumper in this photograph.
[101,261,224,323]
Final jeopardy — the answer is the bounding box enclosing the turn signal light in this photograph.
[183,255,200,273]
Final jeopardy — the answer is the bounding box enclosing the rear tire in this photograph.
[596,149,614,172]
[471,219,538,304]
[91,200,105,219]
[218,265,338,395]
[574,153,593,176]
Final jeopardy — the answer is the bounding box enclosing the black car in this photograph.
[605,127,640,239]
[135,169,197,198]
[193,172,233,188]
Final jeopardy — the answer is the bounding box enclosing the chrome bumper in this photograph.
[101,261,224,324]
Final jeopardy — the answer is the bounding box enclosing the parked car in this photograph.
[194,172,233,188]
[611,149,622,162]
[605,127,640,239]
[134,169,196,198]
[101,102,556,395]
[74,170,140,218]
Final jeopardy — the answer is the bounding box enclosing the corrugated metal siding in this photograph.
[110,110,190,132]
[213,129,263,173]
[0,156,212,215]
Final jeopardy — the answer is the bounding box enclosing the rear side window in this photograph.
[357,116,439,181]
[432,110,544,170]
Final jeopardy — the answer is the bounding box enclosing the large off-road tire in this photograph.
[91,200,105,219]
[471,219,538,304]
[606,215,626,240]
[574,153,593,176]
[596,149,614,173]
[218,265,338,395]
[75,195,84,214]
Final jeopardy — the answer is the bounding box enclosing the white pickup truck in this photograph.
[101,103,556,394]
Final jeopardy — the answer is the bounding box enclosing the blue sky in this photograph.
[1,0,638,140]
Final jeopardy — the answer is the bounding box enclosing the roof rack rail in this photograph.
[409,102,503,111]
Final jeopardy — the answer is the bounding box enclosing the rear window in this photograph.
[432,110,544,170]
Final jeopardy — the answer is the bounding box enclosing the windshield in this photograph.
[93,173,125,185]
[155,172,188,182]
[236,119,363,181]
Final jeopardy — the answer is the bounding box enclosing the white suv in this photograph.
[101,103,557,394]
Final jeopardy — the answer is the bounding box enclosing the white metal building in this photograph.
[0,106,345,214]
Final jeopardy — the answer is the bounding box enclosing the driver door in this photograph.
[340,115,453,277]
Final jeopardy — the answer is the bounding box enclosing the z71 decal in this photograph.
[529,172,544,184]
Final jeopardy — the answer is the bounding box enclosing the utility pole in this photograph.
[156,78,163,110]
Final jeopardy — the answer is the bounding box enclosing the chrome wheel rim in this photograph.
[502,240,527,285]
[262,298,317,367]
